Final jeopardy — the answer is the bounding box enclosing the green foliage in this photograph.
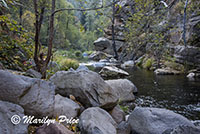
[0,15,33,71]
[119,105,129,114]
[143,58,154,70]
[53,50,79,71]
[59,58,79,71]
[74,50,82,58]
[125,0,169,63]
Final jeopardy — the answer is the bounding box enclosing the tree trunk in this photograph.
[112,0,118,60]
[33,0,55,79]
[19,6,23,31]
[183,0,188,47]
[42,0,56,78]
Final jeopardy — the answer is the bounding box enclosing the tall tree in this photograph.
[33,0,55,78]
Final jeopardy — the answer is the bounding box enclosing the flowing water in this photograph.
[125,67,200,120]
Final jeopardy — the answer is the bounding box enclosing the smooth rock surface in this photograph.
[53,94,80,118]
[79,107,117,134]
[0,70,55,117]
[99,66,129,78]
[106,79,137,102]
[128,107,194,134]
[50,70,118,110]
[0,100,28,134]
[36,122,74,134]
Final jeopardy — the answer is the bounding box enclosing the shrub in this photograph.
[143,58,153,69]
[74,50,82,58]
[60,58,79,71]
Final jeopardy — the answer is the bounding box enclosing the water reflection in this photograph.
[126,67,200,120]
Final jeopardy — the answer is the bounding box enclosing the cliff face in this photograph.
[101,0,135,61]
[101,0,200,67]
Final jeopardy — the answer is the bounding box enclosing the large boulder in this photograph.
[99,66,129,78]
[89,51,113,61]
[163,125,200,134]
[0,100,28,134]
[94,37,112,52]
[128,107,194,134]
[53,94,80,119]
[50,70,118,110]
[105,79,137,102]
[93,38,126,56]
[0,70,55,117]
[79,107,117,134]
[36,122,74,134]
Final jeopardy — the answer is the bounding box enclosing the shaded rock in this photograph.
[26,69,42,78]
[79,107,117,134]
[162,125,200,134]
[99,66,129,78]
[154,68,181,75]
[117,121,131,134]
[50,70,118,110]
[0,70,55,117]
[94,37,111,52]
[128,107,194,134]
[173,45,200,67]
[0,100,28,134]
[36,122,74,134]
[105,79,137,102]
[121,60,134,68]
[109,105,125,124]
[53,94,80,118]
[0,62,4,70]
[94,37,126,56]
[89,51,113,61]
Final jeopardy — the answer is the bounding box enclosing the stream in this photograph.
[126,67,200,120]
[81,62,200,120]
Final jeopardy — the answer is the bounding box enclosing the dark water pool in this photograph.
[125,68,200,120]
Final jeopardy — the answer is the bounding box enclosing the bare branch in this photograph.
[52,0,120,15]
